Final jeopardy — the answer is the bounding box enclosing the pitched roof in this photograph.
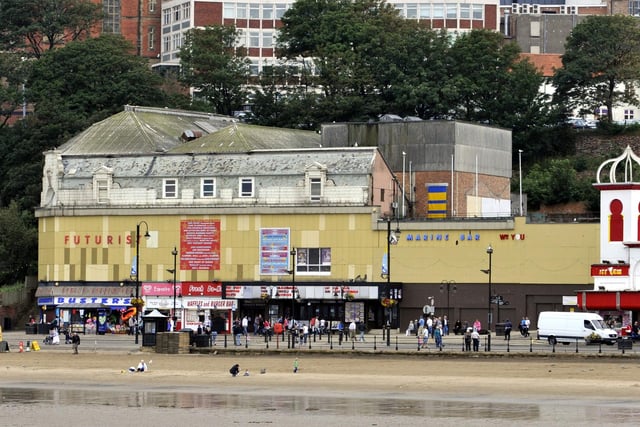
[170,123,321,154]
[56,105,321,155]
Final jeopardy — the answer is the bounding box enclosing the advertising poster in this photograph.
[180,220,220,270]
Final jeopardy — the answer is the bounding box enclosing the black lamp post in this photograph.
[134,221,150,344]
[440,280,456,331]
[383,218,400,347]
[167,246,178,331]
[290,249,298,321]
[482,245,493,332]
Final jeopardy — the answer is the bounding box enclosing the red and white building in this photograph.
[577,146,640,327]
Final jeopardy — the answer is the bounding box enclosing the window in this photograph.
[149,0,156,12]
[446,4,457,19]
[460,4,470,18]
[103,0,121,33]
[172,33,182,50]
[625,109,635,120]
[237,3,247,18]
[310,177,322,201]
[262,31,273,48]
[263,4,274,19]
[239,177,254,197]
[223,3,235,18]
[164,179,178,198]
[163,8,171,25]
[433,4,444,18]
[148,27,155,50]
[295,248,331,274]
[406,3,417,19]
[419,4,431,18]
[249,31,260,47]
[96,179,109,203]
[182,2,190,20]
[164,35,171,52]
[201,178,216,198]
[472,4,483,19]
[250,3,260,19]
[275,3,287,19]
[249,60,259,76]
[173,5,180,21]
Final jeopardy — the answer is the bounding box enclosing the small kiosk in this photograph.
[142,310,168,347]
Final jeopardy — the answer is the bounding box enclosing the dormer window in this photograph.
[305,162,327,202]
[92,166,113,204]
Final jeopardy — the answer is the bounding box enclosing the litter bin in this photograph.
[25,324,37,334]
[494,323,505,336]
[194,334,210,348]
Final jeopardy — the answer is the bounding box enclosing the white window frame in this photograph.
[201,178,217,198]
[148,26,155,50]
[239,177,255,197]
[310,177,322,201]
[182,2,191,20]
[149,0,156,13]
[163,8,171,25]
[164,178,178,198]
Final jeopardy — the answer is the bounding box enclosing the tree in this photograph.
[0,52,32,128]
[0,0,102,58]
[179,25,250,116]
[278,0,425,121]
[0,202,37,285]
[553,15,640,122]
[448,30,545,127]
[27,34,165,134]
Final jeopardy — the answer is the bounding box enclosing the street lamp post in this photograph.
[167,247,178,331]
[519,149,524,216]
[134,221,150,344]
[440,280,456,332]
[289,248,297,348]
[484,245,493,331]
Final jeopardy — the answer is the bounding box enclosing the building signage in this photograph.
[590,265,629,277]
[180,220,220,270]
[183,299,236,309]
[141,282,182,296]
[182,282,222,296]
[50,296,132,306]
[63,233,132,246]
[259,228,290,275]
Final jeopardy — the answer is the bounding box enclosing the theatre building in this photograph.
[35,106,603,335]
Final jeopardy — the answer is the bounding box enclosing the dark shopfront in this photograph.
[222,282,402,330]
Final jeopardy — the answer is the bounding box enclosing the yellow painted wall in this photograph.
[38,215,599,286]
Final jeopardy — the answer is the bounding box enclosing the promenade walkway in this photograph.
[2,328,638,358]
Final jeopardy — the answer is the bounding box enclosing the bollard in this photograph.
[309,336,312,350]
[487,333,491,352]
[352,339,355,350]
[575,338,579,354]
[224,334,228,348]
[529,337,533,352]
[552,341,556,353]
[599,342,602,354]
[395,336,398,351]
[265,334,269,349]
[329,331,333,350]
[386,325,391,347]
[245,334,249,348]
[26,341,31,352]
[461,336,465,352]
[373,335,376,351]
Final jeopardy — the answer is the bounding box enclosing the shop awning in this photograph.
[56,303,111,309]
[577,291,640,310]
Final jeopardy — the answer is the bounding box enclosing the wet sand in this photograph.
[2,351,640,426]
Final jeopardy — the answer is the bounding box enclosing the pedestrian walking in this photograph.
[504,319,512,340]
[71,332,80,354]
[471,329,480,352]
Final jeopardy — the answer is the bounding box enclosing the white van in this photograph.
[537,311,618,345]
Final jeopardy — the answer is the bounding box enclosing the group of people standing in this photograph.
[407,315,448,350]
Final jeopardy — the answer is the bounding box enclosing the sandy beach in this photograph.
[3,348,640,426]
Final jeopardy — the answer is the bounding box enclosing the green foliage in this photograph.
[179,25,250,116]
[27,34,166,135]
[0,202,37,284]
[0,53,31,128]
[553,15,640,122]
[522,158,598,210]
[0,0,102,58]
